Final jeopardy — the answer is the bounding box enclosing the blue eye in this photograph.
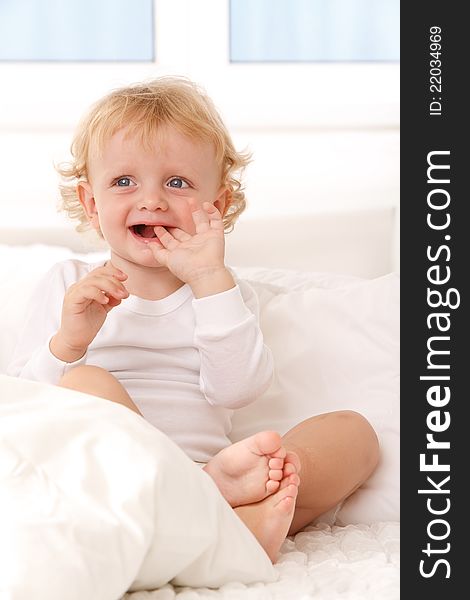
[116,177,133,187]
[167,177,189,189]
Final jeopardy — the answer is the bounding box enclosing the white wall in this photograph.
[0,0,399,273]
[0,128,398,221]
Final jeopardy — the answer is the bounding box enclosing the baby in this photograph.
[8,77,379,562]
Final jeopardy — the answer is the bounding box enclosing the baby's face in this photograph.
[78,125,227,267]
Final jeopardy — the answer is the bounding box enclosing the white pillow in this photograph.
[230,267,400,524]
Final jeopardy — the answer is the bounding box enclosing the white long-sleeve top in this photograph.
[7,259,274,462]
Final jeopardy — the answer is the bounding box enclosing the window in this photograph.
[0,0,154,61]
[230,0,399,62]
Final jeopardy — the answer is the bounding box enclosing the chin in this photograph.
[136,251,163,268]
[112,247,161,269]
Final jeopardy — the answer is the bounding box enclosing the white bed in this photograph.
[0,211,399,599]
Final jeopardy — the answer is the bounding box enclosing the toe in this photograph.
[284,482,299,499]
[274,483,299,510]
[280,473,300,490]
[266,479,281,494]
[268,457,284,470]
[252,431,284,457]
[283,462,297,476]
[270,446,287,460]
[269,468,283,481]
[285,450,301,472]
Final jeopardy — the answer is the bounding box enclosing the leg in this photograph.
[58,365,142,416]
[282,410,380,535]
[61,365,299,563]
[60,367,294,510]
[235,472,300,563]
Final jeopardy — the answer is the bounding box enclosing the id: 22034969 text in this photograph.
[429,26,443,117]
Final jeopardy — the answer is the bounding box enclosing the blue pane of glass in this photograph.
[230,0,399,62]
[0,0,154,61]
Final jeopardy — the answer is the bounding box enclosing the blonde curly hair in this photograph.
[57,77,251,234]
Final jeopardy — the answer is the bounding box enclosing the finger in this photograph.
[86,275,129,299]
[99,262,128,280]
[167,227,191,242]
[188,198,210,234]
[148,243,170,266]
[70,285,111,306]
[191,208,210,233]
[90,269,128,288]
[204,202,224,230]
[204,201,220,215]
[75,279,128,302]
[89,272,127,286]
[154,226,179,249]
[104,295,122,312]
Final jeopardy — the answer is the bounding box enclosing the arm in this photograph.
[7,260,128,383]
[193,278,274,409]
[149,200,273,408]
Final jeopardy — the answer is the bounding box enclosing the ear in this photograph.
[213,186,231,217]
[77,181,100,231]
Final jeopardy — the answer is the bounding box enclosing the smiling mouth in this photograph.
[130,224,158,239]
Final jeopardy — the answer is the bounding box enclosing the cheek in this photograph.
[182,218,197,235]
[178,201,198,234]
[95,206,123,236]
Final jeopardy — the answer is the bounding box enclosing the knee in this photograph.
[338,410,380,477]
[59,365,113,389]
[59,365,141,415]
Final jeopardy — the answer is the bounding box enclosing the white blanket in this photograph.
[0,375,275,599]
[123,521,400,599]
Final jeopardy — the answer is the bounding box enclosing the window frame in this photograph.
[0,0,399,131]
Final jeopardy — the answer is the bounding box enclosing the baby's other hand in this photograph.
[50,263,128,362]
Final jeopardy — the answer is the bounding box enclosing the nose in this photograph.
[136,191,169,212]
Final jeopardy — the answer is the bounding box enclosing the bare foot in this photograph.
[204,431,290,507]
[234,473,300,563]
